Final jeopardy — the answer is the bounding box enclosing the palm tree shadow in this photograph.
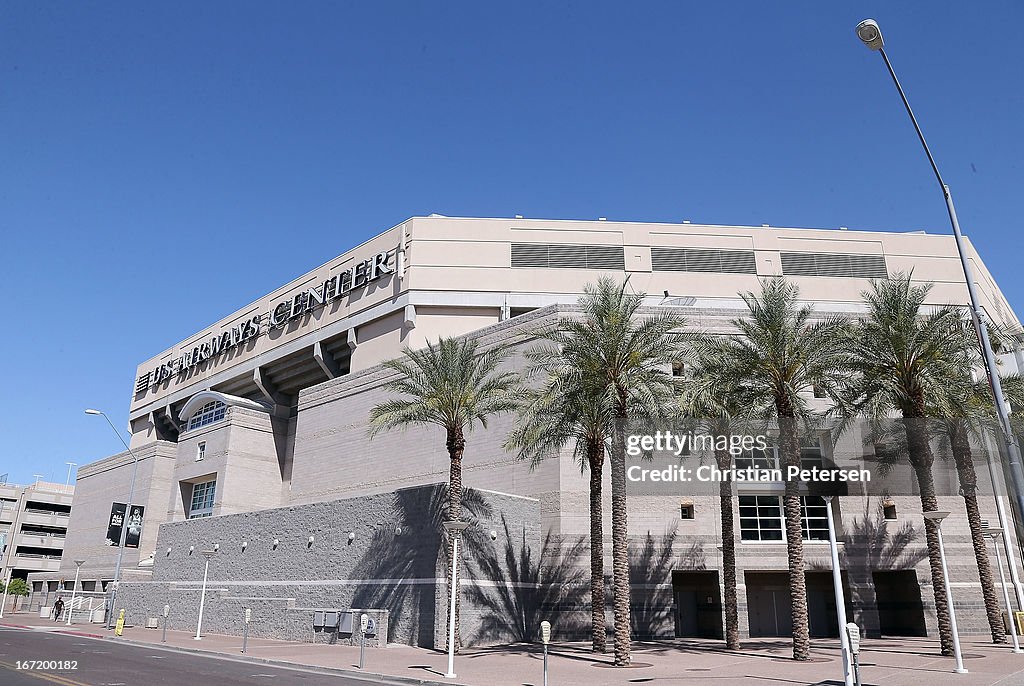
[350,483,494,646]
[629,528,703,639]
[464,516,589,644]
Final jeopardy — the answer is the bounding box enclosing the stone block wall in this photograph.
[116,483,540,648]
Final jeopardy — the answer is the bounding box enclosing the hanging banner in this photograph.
[105,503,145,548]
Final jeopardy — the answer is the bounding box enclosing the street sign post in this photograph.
[359,613,368,669]
[162,605,170,643]
[242,608,251,654]
[846,623,862,686]
[540,620,551,686]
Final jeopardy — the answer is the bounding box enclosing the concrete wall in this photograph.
[116,484,541,647]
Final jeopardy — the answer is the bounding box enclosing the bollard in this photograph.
[242,608,251,654]
[358,613,368,669]
[162,605,170,643]
[540,620,551,686]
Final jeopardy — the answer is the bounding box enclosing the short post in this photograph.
[161,604,170,643]
[540,620,551,686]
[359,613,368,669]
[846,623,862,686]
[242,608,251,654]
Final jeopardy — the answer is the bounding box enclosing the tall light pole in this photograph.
[823,496,854,686]
[442,520,469,679]
[194,550,216,640]
[66,559,85,626]
[85,409,140,630]
[923,511,967,673]
[855,18,1024,540]
[984,526,1022,653]
[64,463,77,487]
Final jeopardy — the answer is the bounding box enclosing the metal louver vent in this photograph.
[511,243,625,270]
[650,247,756,274]
[780,252,887,279]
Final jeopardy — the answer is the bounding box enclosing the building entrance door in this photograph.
[745,572,793,638]
[672,571,723,639]
[873,570,927,636]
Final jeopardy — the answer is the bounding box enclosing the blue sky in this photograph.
[1,3,1022,485]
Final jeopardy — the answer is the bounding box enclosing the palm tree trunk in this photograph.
[904,416,954,656]
[717,446,740,650]
[446,426,466,653]
[778,415,810,661]
[609,418,631,666]
[951,422,1006,643]
[588,439,607,653]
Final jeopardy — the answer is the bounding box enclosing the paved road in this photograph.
[0,626,391,686]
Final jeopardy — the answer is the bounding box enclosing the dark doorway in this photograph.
[746,572,793,637]
[746,571,851,638]
[672,571,723,639]
[873,570,927,636]
[806,571,853,638]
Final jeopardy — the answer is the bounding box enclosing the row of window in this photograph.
[188,480,216,519]
[186,401,226,431]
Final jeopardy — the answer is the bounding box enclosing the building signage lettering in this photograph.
[137,251,393,393]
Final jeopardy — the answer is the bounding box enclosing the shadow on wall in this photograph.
[629,528,704,639]
[820,498,927,632]
[349,484,496,646]
[464,515,589,644]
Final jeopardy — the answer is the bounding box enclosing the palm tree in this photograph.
[505,356,614,652]
[710,278,853,661]
[368,336,520,652]
[930,357,1016,644]
[847,274,977,656]
[538,277,684,666]
[679,340,747,650]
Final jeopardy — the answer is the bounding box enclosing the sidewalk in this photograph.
[5,611,1024,686]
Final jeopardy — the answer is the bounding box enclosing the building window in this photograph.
[883,502,898,520]
[739,495,830,542]
[187,401,226,431]
[196,442,206,462]
[679,503,695,520]
[188,480,216,519]
[672,361,685,377]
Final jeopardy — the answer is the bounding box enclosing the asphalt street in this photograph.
[0,627,392,686]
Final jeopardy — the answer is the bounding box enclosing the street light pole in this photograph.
[66,559,85,626]
[924,511,967,674]
[442,520,469,679]
[195,550,216,640]
[855,18,1024,543]
[984,527,1022,653]
[65,463,77,487]
[823,496,854,686]
[85,409,140,630]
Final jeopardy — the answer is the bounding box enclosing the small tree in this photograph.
[3,578,29,612]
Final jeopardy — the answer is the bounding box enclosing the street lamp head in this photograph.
[84,409,102,415]
[923,510,951,522]
[856,19,884,51]
[74,559,85,567]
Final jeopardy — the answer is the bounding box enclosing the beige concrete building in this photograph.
[1,480,74,606]
[28,215,1024,645]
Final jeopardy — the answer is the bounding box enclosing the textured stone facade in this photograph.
[116,484,541,647]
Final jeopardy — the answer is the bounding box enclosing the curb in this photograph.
[0,622,467,686]
[110,635,466,686]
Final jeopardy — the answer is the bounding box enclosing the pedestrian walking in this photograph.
[53,597,64,622]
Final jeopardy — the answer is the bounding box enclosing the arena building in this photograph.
[27,215,1024,647]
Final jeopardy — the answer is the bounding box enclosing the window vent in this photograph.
[780,252,887,279]
[511,243,625,270]
[651,247,756,274]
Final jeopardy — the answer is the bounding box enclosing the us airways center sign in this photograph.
[137,251,394,393]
